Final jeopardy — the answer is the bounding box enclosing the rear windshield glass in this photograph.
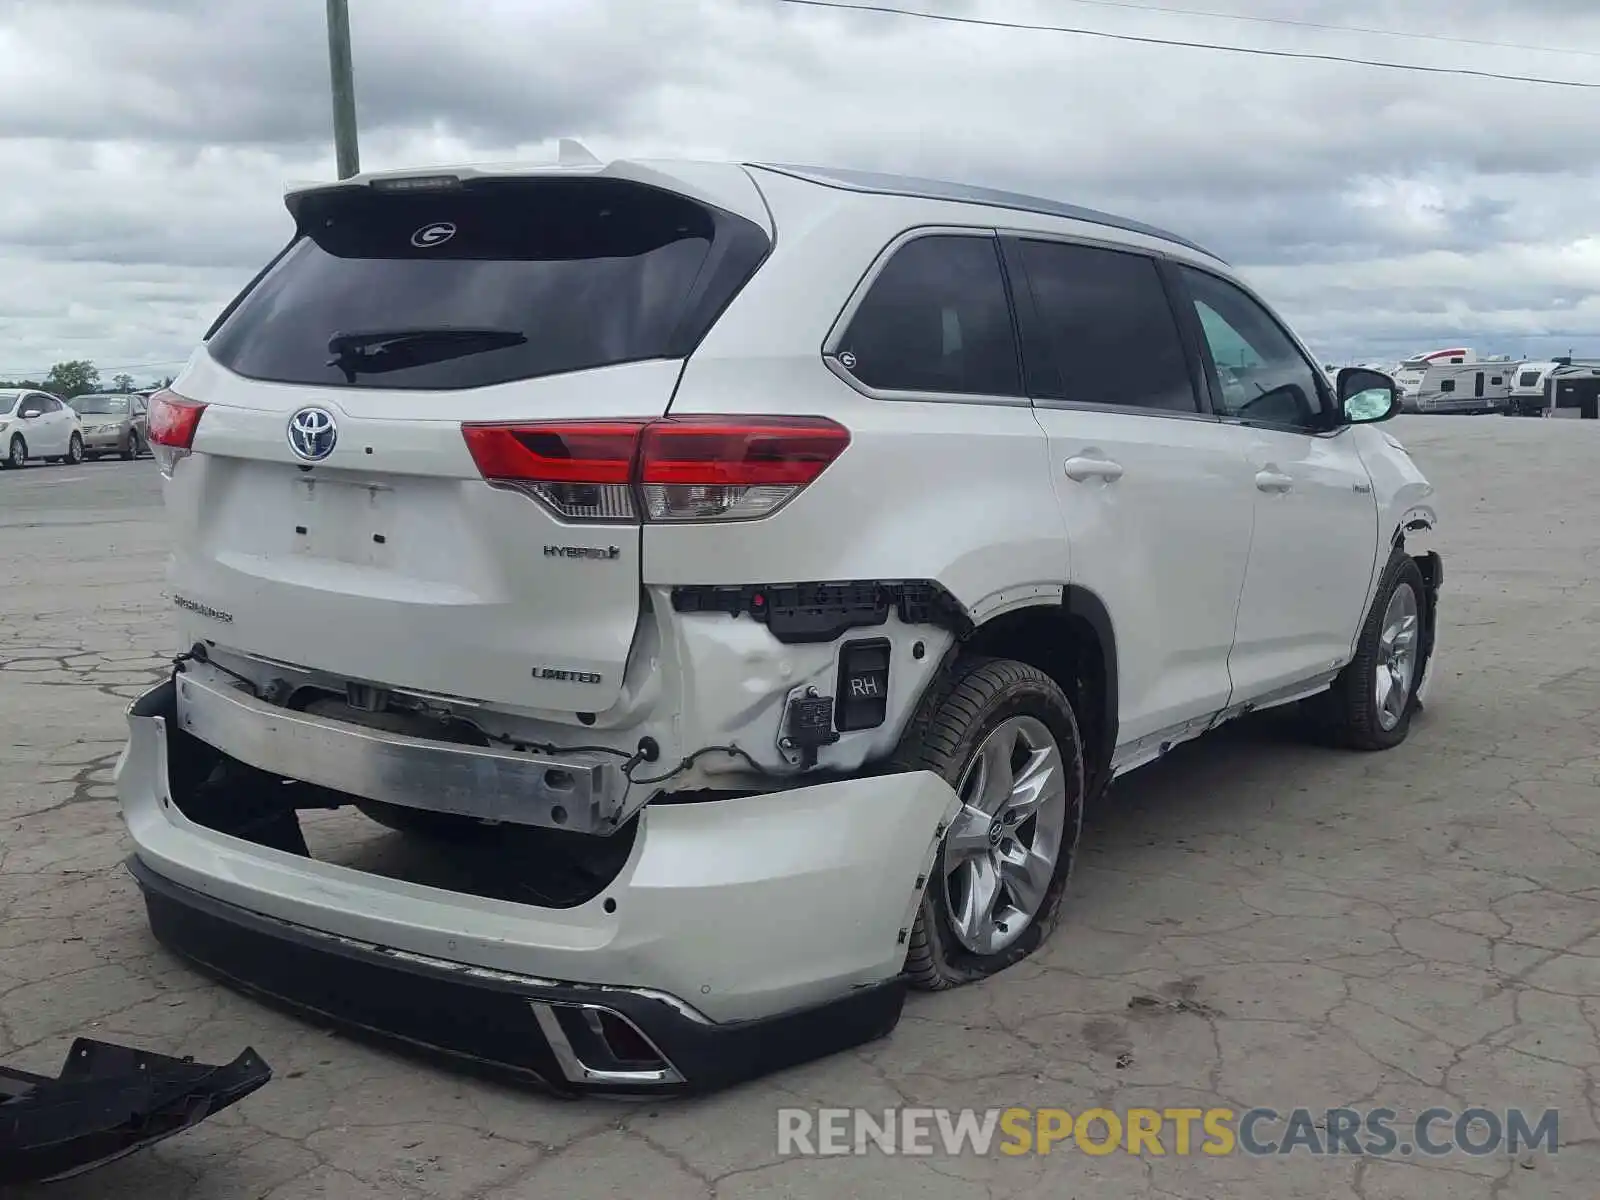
[206,177,769,390]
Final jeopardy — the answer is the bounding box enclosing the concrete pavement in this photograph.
[2,416,1598,1198]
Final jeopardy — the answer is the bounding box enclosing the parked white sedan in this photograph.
[0,389,84,467]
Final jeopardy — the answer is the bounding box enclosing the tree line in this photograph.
[0,360,175,398]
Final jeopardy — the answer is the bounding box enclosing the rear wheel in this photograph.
[4,435,24,469]
[892,656,1085,990]
[64,433,83,465]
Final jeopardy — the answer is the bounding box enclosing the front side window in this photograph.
[838,234,1021,397]
[1013,239,1197,412]
[1178,267,1328,430]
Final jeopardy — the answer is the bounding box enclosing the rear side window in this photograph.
[1012,239,1197,412]
[206,178,770,390]
[837,234,1021,397]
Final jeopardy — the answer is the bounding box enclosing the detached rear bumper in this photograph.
[129,861,902,1095]
[117,680,959,1095]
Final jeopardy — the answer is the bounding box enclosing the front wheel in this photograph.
[122,431,141,460]
[1308,551,1429,750]
[892,657,1085,990]
[3,435,25,469]
[64,433,83,465]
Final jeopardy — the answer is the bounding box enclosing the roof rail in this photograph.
[751,163,1220,260]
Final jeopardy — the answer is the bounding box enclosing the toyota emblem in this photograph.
[287,407,338,461]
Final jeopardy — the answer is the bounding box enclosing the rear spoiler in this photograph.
[0,1038,272,1186]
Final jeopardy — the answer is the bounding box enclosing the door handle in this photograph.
[1064,456,1124,483]
[1255,469,1294,493]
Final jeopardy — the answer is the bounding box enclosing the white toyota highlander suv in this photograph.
[117,153,1442,1094]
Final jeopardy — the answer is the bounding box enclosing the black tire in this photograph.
[1308,550,1430,751]
[891,656,1086,990]
[65,433,83,465]
[122,432,141,461]
[3,435,25,469]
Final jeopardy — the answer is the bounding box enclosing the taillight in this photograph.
[461,416,850,524]
[638,416,850,522]
[462,420,642,522]
[147,388,207,478]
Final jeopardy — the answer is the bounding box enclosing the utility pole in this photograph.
[325,0,360,178]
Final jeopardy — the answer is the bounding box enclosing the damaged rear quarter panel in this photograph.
[642,586,956,780]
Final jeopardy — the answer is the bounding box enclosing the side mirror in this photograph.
[1336,367,1398,424]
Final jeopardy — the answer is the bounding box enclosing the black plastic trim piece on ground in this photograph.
[127,856,906,1097]
[0,1037,271,1186]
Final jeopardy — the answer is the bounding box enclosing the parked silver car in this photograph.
[70,393,149,460]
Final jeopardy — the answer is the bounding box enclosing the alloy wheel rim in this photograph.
[942,714,1069,955]
[1375,583,1420,731]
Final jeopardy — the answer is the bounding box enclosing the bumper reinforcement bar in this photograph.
[173,667,627,834]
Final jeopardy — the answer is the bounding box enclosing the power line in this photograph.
[0,358,189,379]
[1050,0,1600,61]
[776,0,1600,89]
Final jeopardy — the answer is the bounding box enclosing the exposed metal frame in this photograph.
[174,667,631,834]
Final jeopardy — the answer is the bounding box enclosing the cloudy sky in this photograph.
[2,0,1599,383]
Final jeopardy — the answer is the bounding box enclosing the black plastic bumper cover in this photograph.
[0,1038,271,1186]
[127,856,907,1097]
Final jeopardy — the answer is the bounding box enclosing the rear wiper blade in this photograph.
[325,326,527,379]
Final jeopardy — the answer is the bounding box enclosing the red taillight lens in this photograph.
[148,389,206,448]
[147,388,207,477]
[638,416,850,522]
[460,416,850,523]
[462,420,645,522]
